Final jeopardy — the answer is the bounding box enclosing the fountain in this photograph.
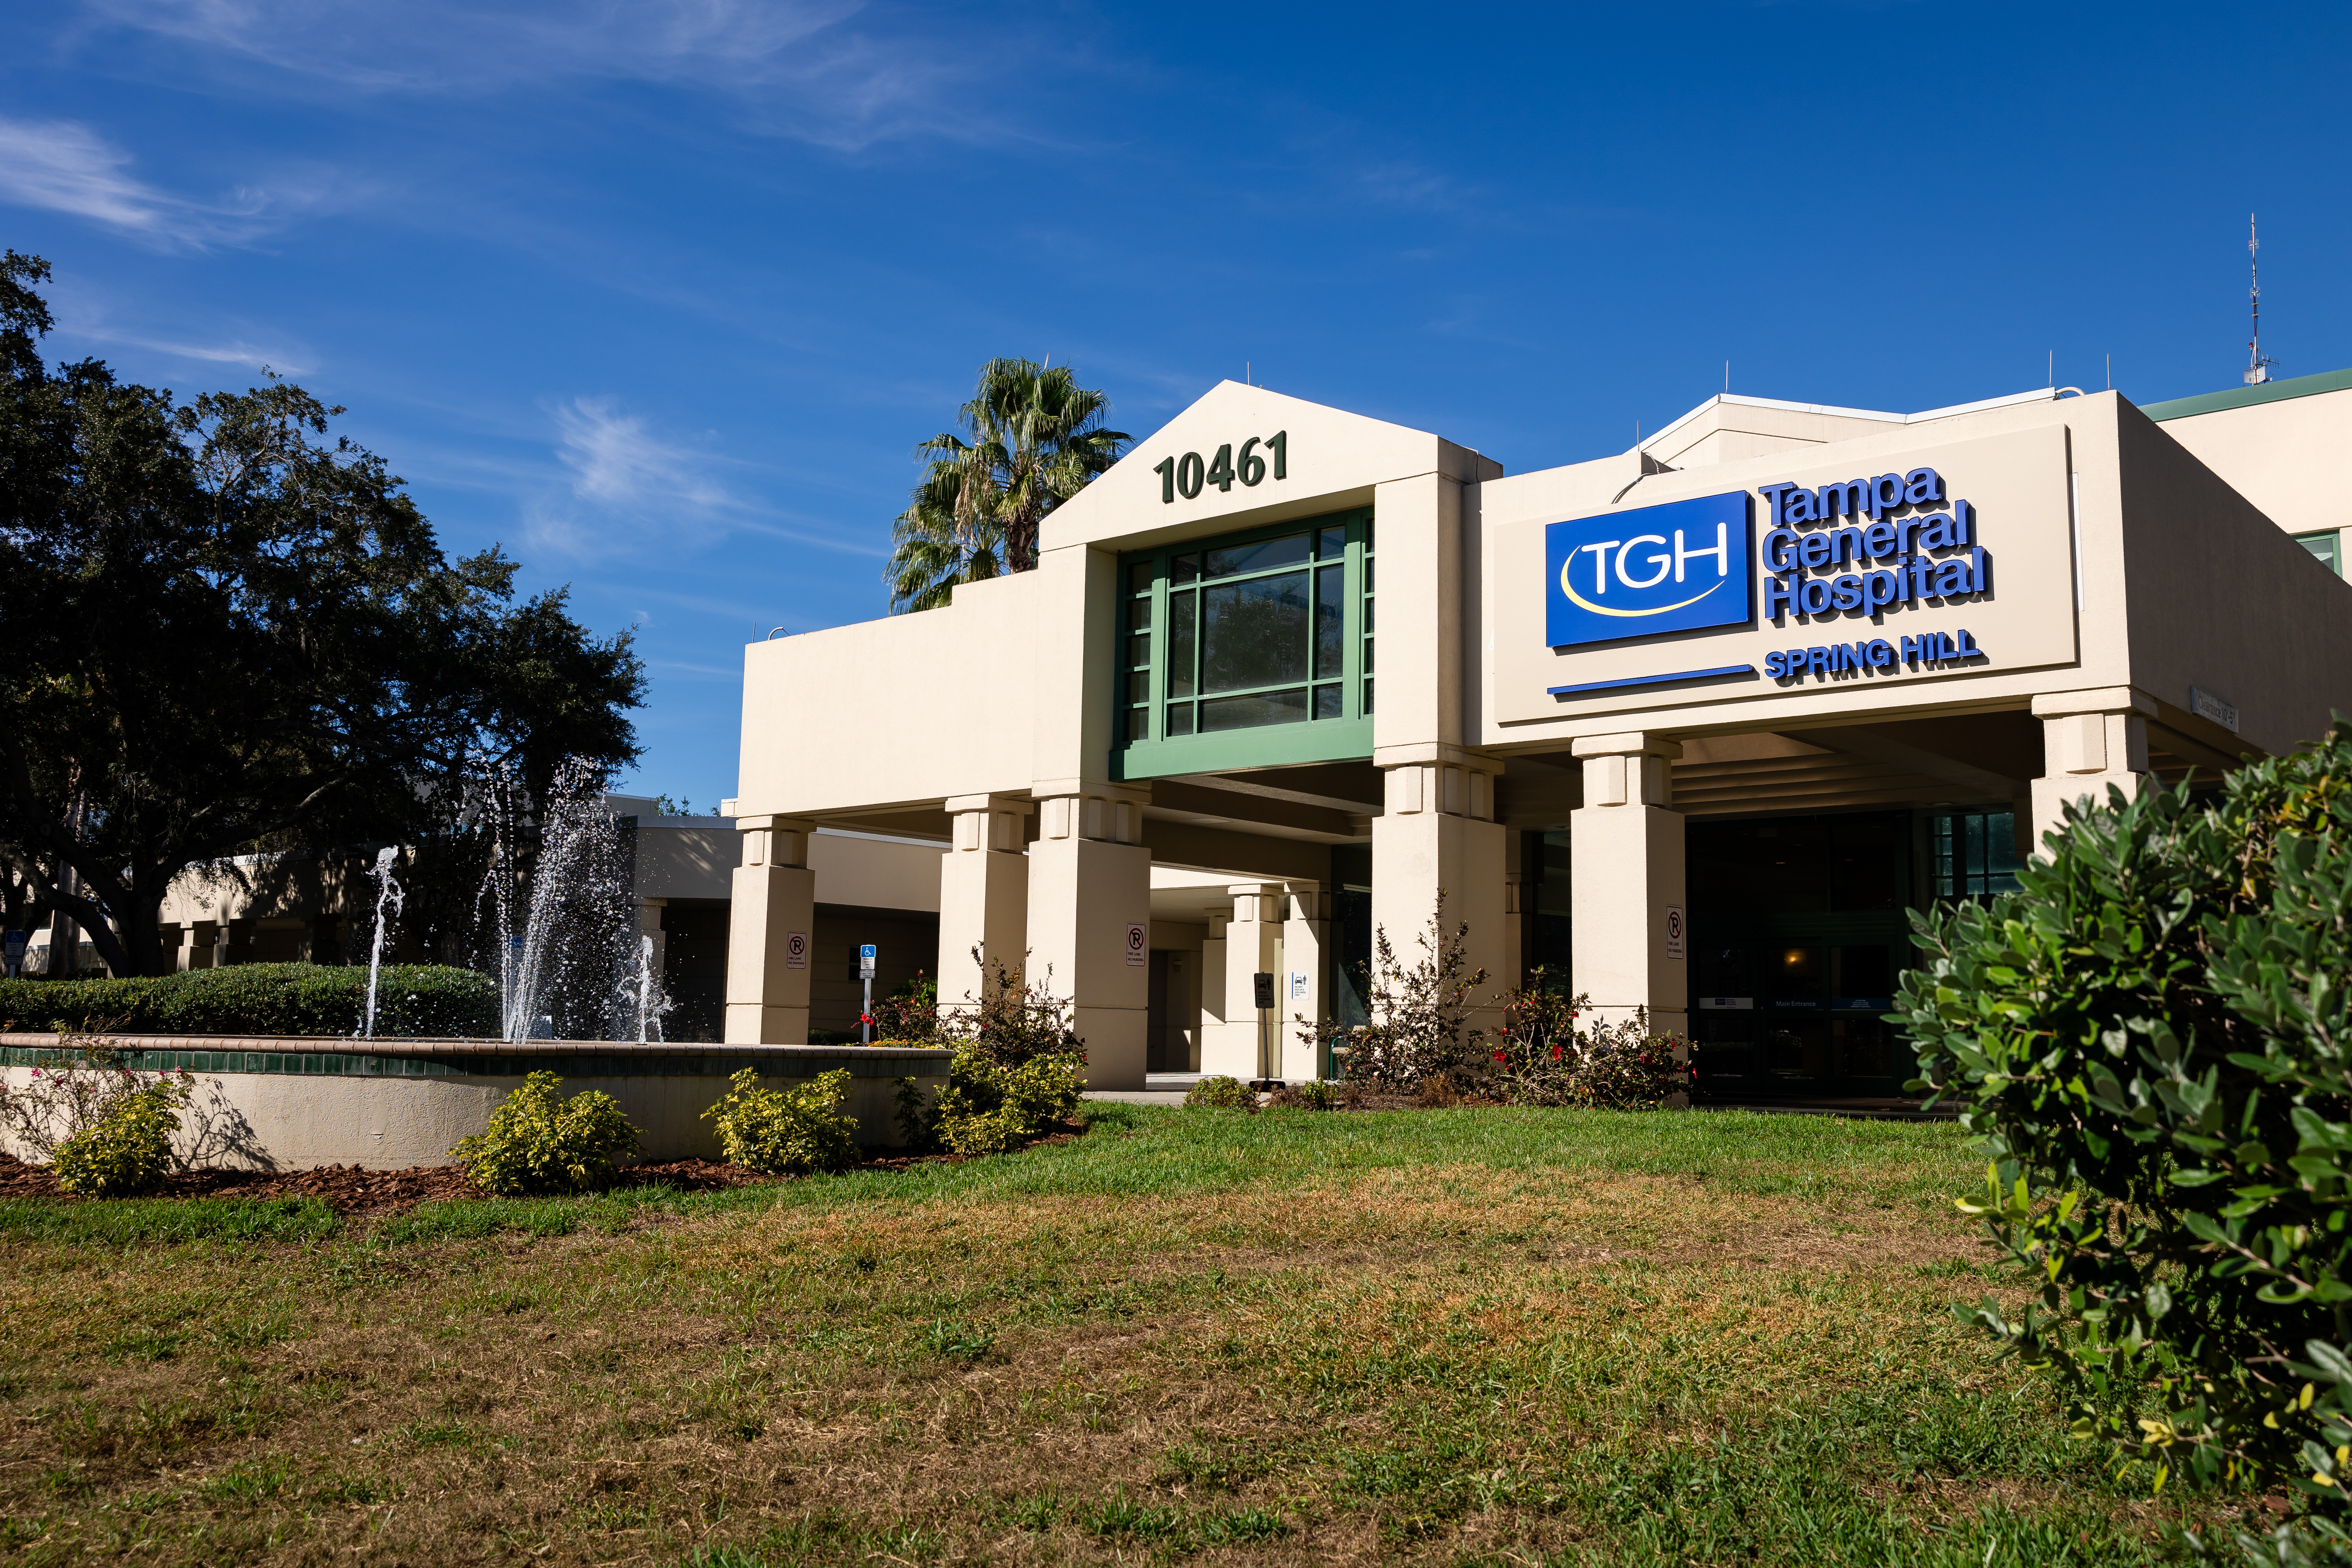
[475,759,644,1044]
[1,756,952,1170]
[359,846,403,1040]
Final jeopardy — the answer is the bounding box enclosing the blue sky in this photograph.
[5,1,2348,809]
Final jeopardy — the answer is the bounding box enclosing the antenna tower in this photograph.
[2245,213,2276,386]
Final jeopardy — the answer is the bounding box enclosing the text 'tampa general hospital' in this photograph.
[720,368,2352,1096]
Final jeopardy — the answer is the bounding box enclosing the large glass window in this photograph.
[1119,509,1373,767]
[1931,809,2021,898]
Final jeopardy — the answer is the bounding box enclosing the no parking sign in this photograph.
[1663,906,1686,962]
[1124,922,1147,967]
[784,930,809,970]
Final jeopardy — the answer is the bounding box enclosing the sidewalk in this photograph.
[1082,1071,1202,1107]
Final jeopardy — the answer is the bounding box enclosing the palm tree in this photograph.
[885,358,1128,613]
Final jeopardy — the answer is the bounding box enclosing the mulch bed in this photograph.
[0,1129,1090,1216]
[0,1152,766,1214]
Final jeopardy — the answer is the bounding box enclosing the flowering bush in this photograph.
[870,973,941,1043]
[1491,977,1689,1109]
[0,1035,196,1166]
[451,1071,640,1194]
[703,1067,858,1174]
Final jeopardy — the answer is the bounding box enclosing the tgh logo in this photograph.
[1544,491,1755,649]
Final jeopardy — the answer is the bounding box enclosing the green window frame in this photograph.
[1115,507,1375,779]
[1930,809,2021,900]
[2296,529,2343,576]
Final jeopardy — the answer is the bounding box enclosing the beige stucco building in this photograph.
[725,367,2352,1094]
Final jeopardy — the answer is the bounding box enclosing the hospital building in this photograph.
[717,366,2352,1096]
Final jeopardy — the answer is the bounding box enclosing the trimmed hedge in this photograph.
[0,963,499,1039]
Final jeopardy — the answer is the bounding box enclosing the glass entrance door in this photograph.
[1688,812,1914,1098]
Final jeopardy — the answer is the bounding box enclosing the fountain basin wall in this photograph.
[0,1035,953,1171]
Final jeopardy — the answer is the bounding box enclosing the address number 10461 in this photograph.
[1152,431,1287,503]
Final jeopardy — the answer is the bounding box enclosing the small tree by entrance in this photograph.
[1301,891,1489,1092]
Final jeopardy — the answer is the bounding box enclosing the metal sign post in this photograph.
[1252,971,1275,1086]
[859,943,877,1045]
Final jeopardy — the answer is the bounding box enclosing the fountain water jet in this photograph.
[360,846,403,1040]
[475,759,644,1044]
[622,934,671,1043]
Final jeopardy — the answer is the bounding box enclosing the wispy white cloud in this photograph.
[0,114,339,247]
[528,395,886,562]
[555,395,731,512]
[82,0,1012,150]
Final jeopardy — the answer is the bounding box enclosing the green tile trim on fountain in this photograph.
[0,1040,950,1079]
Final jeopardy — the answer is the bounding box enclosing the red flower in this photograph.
[1549,1045,1562,1060]
[1492,1049,1506,1063]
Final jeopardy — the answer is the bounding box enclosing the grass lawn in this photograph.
[0,1104,2240,1566]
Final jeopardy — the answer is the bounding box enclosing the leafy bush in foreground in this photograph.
[1901,719,2352,1559]
[703,1067,858,1174]
[0,963,498,1038]
[452,1072,640,1194]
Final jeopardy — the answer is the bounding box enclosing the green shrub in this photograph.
[451,1071,640,1195]
[51,1083,186,1197]
[1184,1075,1254,1110]
[1900,719,2352,1555]
[0,963,497,1038]
[1268,1078,1341,1110]
[924,1049,1084,1156]
[703,1067,858,1174]
[896,959,1085,1155]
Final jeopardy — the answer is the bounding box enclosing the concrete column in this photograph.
[937,793,1031,1012]
[1205,882,1285,1081]
[724,815,817,1044]
[2030,688,2155,853]
[1198,902,1231,1072]
[1569,733,1687,1042]
[1283,882,1329,1080]
[1369,750,1510,1036]
[1503,827,1527,991]
[637,897,668,981]
[1027,786,1151,1089]
[1162,947,1200,1070]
